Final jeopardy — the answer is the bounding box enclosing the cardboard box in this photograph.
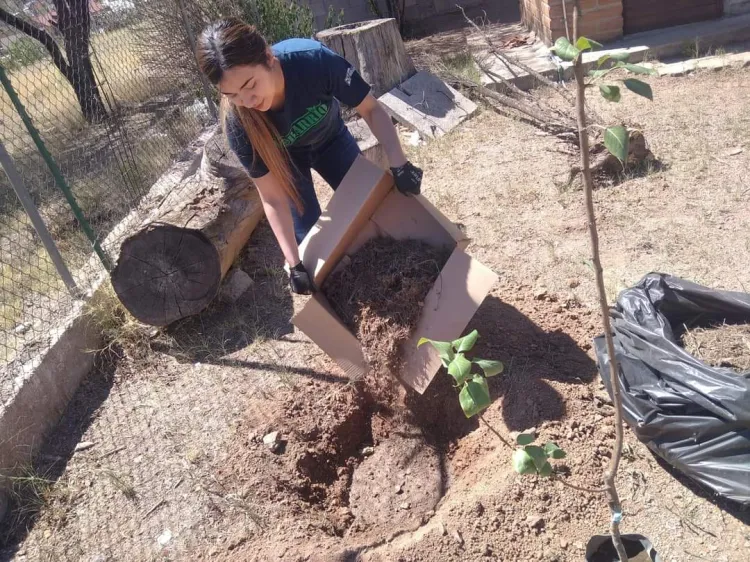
[293,156,498,394]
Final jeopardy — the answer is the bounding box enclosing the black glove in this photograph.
[391,161,423,196]
[289,262,315,295]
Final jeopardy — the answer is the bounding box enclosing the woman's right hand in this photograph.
[289,262,315,295]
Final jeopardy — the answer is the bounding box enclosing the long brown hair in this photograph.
[197,18,301,211]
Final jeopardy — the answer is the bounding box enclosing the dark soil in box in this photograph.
[324,236,451,383]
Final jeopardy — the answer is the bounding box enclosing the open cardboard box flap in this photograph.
[292,156,497,394]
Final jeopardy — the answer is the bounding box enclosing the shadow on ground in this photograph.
[653,453,750,525]
[155,224,295,363]
[0,354,117,558]
[467,295,599,431]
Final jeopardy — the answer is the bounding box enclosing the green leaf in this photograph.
[551,37,580,62]
[544,442,567,460]
[474,359,504,377]
[447,353,472,385]
[452,329,478,353]
[458,375,491,418]
[516,433,535,446]
[524,445,549,472]
[576,37,602,52]
[623,78,653,101]
[538,462,553,478]
[623,63,657,75]
[512,449,537,475]
[418,338,455,364]
[599,84,621,102]
[604,126,629,162]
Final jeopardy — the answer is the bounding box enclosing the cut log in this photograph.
[111,128,264,326]
[316,18,416,98]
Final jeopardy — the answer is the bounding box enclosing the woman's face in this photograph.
[218,59,277,111]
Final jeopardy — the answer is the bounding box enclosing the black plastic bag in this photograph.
[594,273,750,505]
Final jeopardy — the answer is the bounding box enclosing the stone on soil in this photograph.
[219,268,253,302]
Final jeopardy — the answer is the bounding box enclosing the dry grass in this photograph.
[0,25,170,160]
[682,322,750,372]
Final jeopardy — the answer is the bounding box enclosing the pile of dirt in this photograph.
[324,236,451,385]
[681,322,750,373]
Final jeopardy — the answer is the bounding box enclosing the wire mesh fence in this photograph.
[0,0,228,382]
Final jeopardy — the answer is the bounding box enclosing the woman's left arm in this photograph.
[355,94,407,168]
[356,94,423,196]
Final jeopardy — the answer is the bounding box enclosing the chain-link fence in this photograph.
[0,0,240,390]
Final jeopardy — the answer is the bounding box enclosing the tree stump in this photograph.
[316,18,416,98]
[111,129,264,326]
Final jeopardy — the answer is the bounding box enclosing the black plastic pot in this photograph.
[585,534,661,562]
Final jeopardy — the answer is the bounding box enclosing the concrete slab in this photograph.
[464,16,750,92]
[651,50,750,76]
[467,23,558,91]
[604,13,750,62]
[379,71,477,139]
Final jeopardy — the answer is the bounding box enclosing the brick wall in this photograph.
[521,0,624,44]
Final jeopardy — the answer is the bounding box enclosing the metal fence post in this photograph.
[0,64,113,272]
[176,0,219,121]
[0,141,80,297]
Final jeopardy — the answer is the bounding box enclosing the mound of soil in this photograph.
[682,323,750,373]
[324,236,451,380]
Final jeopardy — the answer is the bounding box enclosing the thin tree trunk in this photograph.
[572,48,630,562]
[54,0,107,123]
[0,7,73,81]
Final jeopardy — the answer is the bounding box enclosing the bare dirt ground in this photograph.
[3,68,750,562]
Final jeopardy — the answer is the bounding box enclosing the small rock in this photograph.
[439,521,447,536]
[219,268,253,302]
[394,483,403,494]
[400,502,411,510]
[74,441,95,452]
[567,278,580,289]
[263,431,281,453]
[157,529,172,546]
[452,529,464,546]
[483,544,492,557]
[43,529,52,539]
[575,542,585,551]
[13,323,29,335]
[361,446,375,456]
[405,468,412,475]
[553,305,563,314]
[526,514,544,529]
[534,288,548,300]
[560,538,569,549]
[728,147,744,156]
[473,501,485,516]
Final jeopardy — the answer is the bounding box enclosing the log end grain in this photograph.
[112,224,222,326]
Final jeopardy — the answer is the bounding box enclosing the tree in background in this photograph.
[0,0,107,123]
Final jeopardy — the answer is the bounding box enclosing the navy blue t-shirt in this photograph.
[226,38,371,178]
